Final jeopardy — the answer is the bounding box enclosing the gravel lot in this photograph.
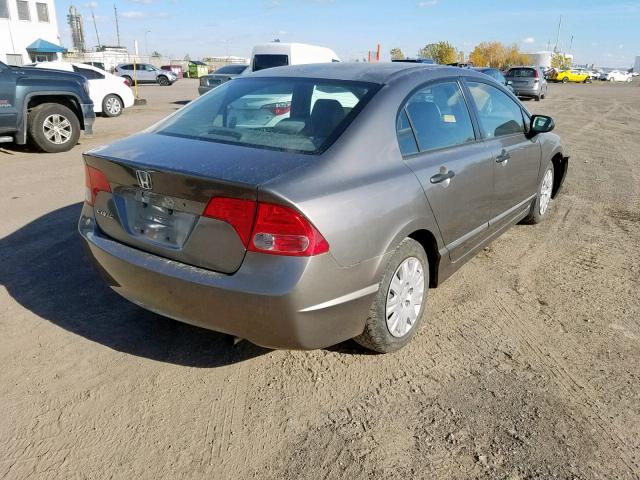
[1,78,639,479]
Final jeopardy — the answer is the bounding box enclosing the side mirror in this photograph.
[530,114,555,134]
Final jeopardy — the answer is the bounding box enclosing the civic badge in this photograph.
[135,170,153,190]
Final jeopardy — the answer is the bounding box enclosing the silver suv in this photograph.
[114,63,177,86]
[505,66,548,101]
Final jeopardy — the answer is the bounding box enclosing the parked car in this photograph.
[505,66,548,101]
[0,60,94,153]
[29,61,134,117]
[79,63,568,353]
[392,58,436,65]
[473,67,514,93]
[249,42,340,72]
[114,63,178,86]
[198,64,249,96]
[600,70,632,82]
[83,61,106,71]
[550,69,592,83]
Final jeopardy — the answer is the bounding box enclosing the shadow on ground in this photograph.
[0,203,269,367]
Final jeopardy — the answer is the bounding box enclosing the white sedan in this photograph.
[28,61,135,117]
[601,70,632,82]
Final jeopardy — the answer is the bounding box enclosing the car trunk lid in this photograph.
[84,132,312,273]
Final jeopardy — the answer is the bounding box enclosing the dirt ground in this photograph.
[0,79,638,480]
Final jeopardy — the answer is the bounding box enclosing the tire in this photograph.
[102,94,123,117]
[122,75,133,86]
[535,94,541,101]
[354,238,429,353]
[523,162,555,224]
[157,75,170,86]
[562,77,568,84]
[27,103,81,153]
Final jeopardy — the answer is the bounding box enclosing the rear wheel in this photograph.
[122,75,133,86]
[102,94,123,117]
[524,163,554,224]
[27,103,80,153]
[354,238,428,353]
[157,75,170,86]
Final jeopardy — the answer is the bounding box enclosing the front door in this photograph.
[399,79,495,262]
[0,62,18,132]
[465,80,541,227]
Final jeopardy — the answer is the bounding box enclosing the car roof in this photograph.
[246,62,467,84]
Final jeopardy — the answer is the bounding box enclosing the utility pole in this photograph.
[569,35,574,56]
[114,4,121,47]
[91,7,101,48]
[554,15,562,53]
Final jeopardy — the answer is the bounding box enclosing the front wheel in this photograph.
[562,77,569,84]
[157,75,170,86]
[354,238,428,353]
[524,163,555,224]
[27,103,81,153]
[102,94,123,117]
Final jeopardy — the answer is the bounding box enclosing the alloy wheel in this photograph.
[539,168,554,215]
[105,97,122,116]
[42,114,72,145]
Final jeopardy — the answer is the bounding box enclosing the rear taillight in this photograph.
[84,164,111,205]
[203,197,257,246]
[202,198,329,256]
[261,102,291,116]
[249,203,329,256]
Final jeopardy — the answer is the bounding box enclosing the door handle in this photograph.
[496,150,511,163]
[430,169,455,184]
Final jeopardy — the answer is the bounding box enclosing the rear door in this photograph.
[0,62,19,132]
[464,80,541,228]
[399,79,495,262]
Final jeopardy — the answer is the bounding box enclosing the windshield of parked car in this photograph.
[154,77,379,154]
[507,68,535,78]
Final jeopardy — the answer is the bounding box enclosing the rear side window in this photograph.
[252,54,289,72]
[396,110,418,156]
[154,77,379,154]
[507,68,535,78]
[73,65,105,79]
[401,81,475,152]
[467,81,525,138]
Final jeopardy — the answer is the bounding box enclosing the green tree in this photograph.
[418,41,458,64]
[390,47,405,61]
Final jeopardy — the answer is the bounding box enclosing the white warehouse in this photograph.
[1,0,63,66]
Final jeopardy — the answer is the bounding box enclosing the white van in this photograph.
[250,43,340,72]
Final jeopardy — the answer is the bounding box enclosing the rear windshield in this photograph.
[154,77,379,154]
[252,54,289,72]
[216,64,248,74]
[507,68,535,78]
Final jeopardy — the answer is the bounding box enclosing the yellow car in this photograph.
[552,69,592,83]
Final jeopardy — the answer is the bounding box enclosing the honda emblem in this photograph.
[135,170,153,190]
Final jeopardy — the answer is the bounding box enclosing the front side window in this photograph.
[252,54,289,72]
[0,0,9,18]
[154,77,378,154]
[35,2,48,22]
[16,0,29,20]
[467,81,525,138]
[401,81,475,153]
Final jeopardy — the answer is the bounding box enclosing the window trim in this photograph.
[461,77,529,141]
[395,77,482,158]
[0,0,10,19]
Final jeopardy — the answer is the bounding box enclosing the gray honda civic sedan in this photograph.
[79,62,568,353]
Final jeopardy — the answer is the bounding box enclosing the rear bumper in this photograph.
[82,103,95,134]
[78,204,381,349]
[513,85,541,97]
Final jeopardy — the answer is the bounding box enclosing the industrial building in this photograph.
[0,0,63,65]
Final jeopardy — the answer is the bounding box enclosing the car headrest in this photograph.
[310,99,345,139]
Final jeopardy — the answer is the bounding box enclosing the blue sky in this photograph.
[57,0,639,67]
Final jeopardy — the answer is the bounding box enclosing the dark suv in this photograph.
[0,61,94,153]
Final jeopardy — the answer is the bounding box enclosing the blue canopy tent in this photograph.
[26,39,67,62]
